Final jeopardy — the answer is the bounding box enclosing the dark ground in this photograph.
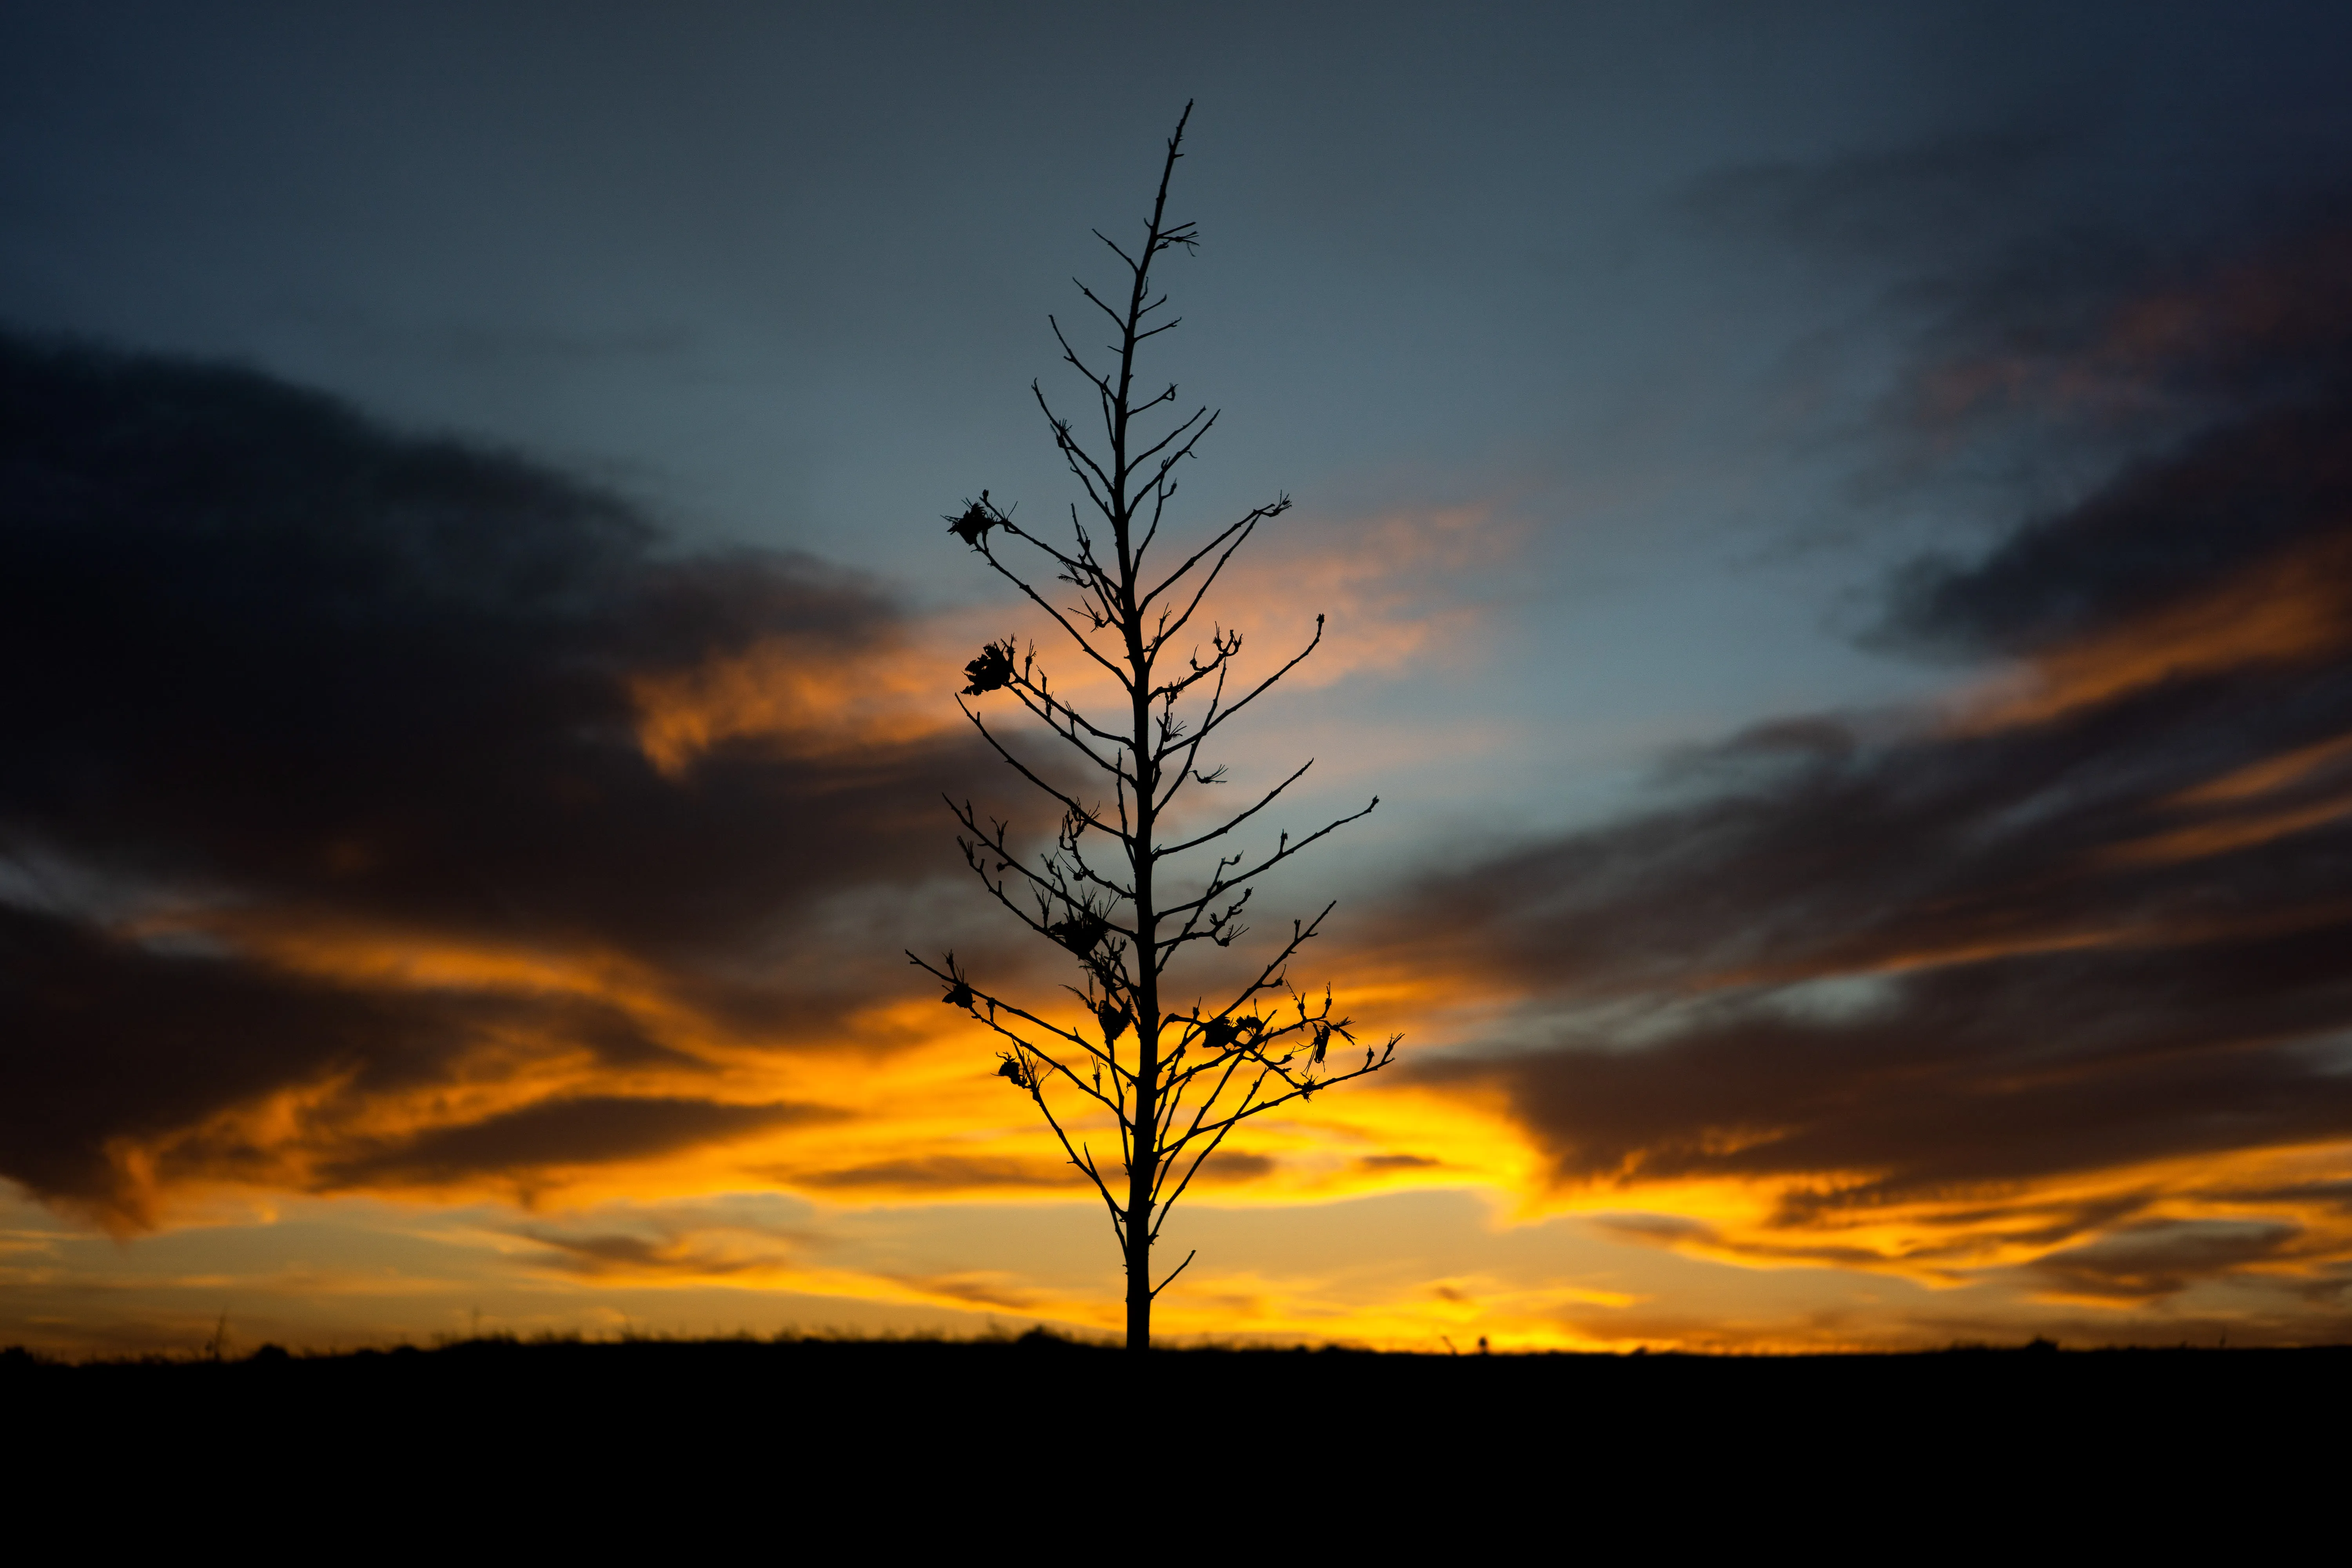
[9,1332,2345,1444]
[6,1334,2337,1526]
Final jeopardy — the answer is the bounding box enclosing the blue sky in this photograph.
[12,4,2346,833]
[9,3,2352,1352]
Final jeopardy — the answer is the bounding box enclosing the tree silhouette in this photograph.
[910,104,1397,1351]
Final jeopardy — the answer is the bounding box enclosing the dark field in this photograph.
[11,1334,2346,1450]
[7,1336,2337,1529]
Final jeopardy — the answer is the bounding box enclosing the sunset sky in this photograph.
[8,2,2352,1354]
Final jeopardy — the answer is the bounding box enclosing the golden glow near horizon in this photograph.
[10,486,2352,1357]
[19,845,2352,1354]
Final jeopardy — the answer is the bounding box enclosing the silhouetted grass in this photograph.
[6,1331,2339,1505]
[10,1329,2346,1396]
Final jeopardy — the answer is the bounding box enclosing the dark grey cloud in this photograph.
[523,1231,720,1277]
[0,332,953,954]
[1459,929,2352,1201]
[789,1156,1075,1194]
[0,899,499,1209]
[319,1097,840,1189]
[1400,212,2352,1267]
[1683,129,2071,265]
[788,1148,1278,1193]
[0,334,982,1220]
[1877,220,2352,657]
[1883,399,2352,658]
[514,1220,810,1279]
[2025,1220,2309,1304]
[1355,1153,1441,1172]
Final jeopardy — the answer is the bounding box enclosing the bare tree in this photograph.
[909,103,1397,1351]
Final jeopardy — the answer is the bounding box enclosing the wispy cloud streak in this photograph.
[1378,217,2352,1324]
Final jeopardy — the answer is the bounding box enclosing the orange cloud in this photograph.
[1913,226,2352,430]
[2168,730,2352,807]
[626,502,1510,780]
[2087,729,2352,866]
[1535,1138,2352,1310]
[2102,788,2352,866]
[54,886,1530,1259]
[628,633,956,777]
[1953,534,2352,734]
[1185,503,1513,690]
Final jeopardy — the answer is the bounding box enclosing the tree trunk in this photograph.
[1125,662,1159,1350]
[1123,489,1158,1349]
[1125,1182,1153,1349]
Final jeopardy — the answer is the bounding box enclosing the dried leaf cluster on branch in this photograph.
[907,103,1397,1349]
